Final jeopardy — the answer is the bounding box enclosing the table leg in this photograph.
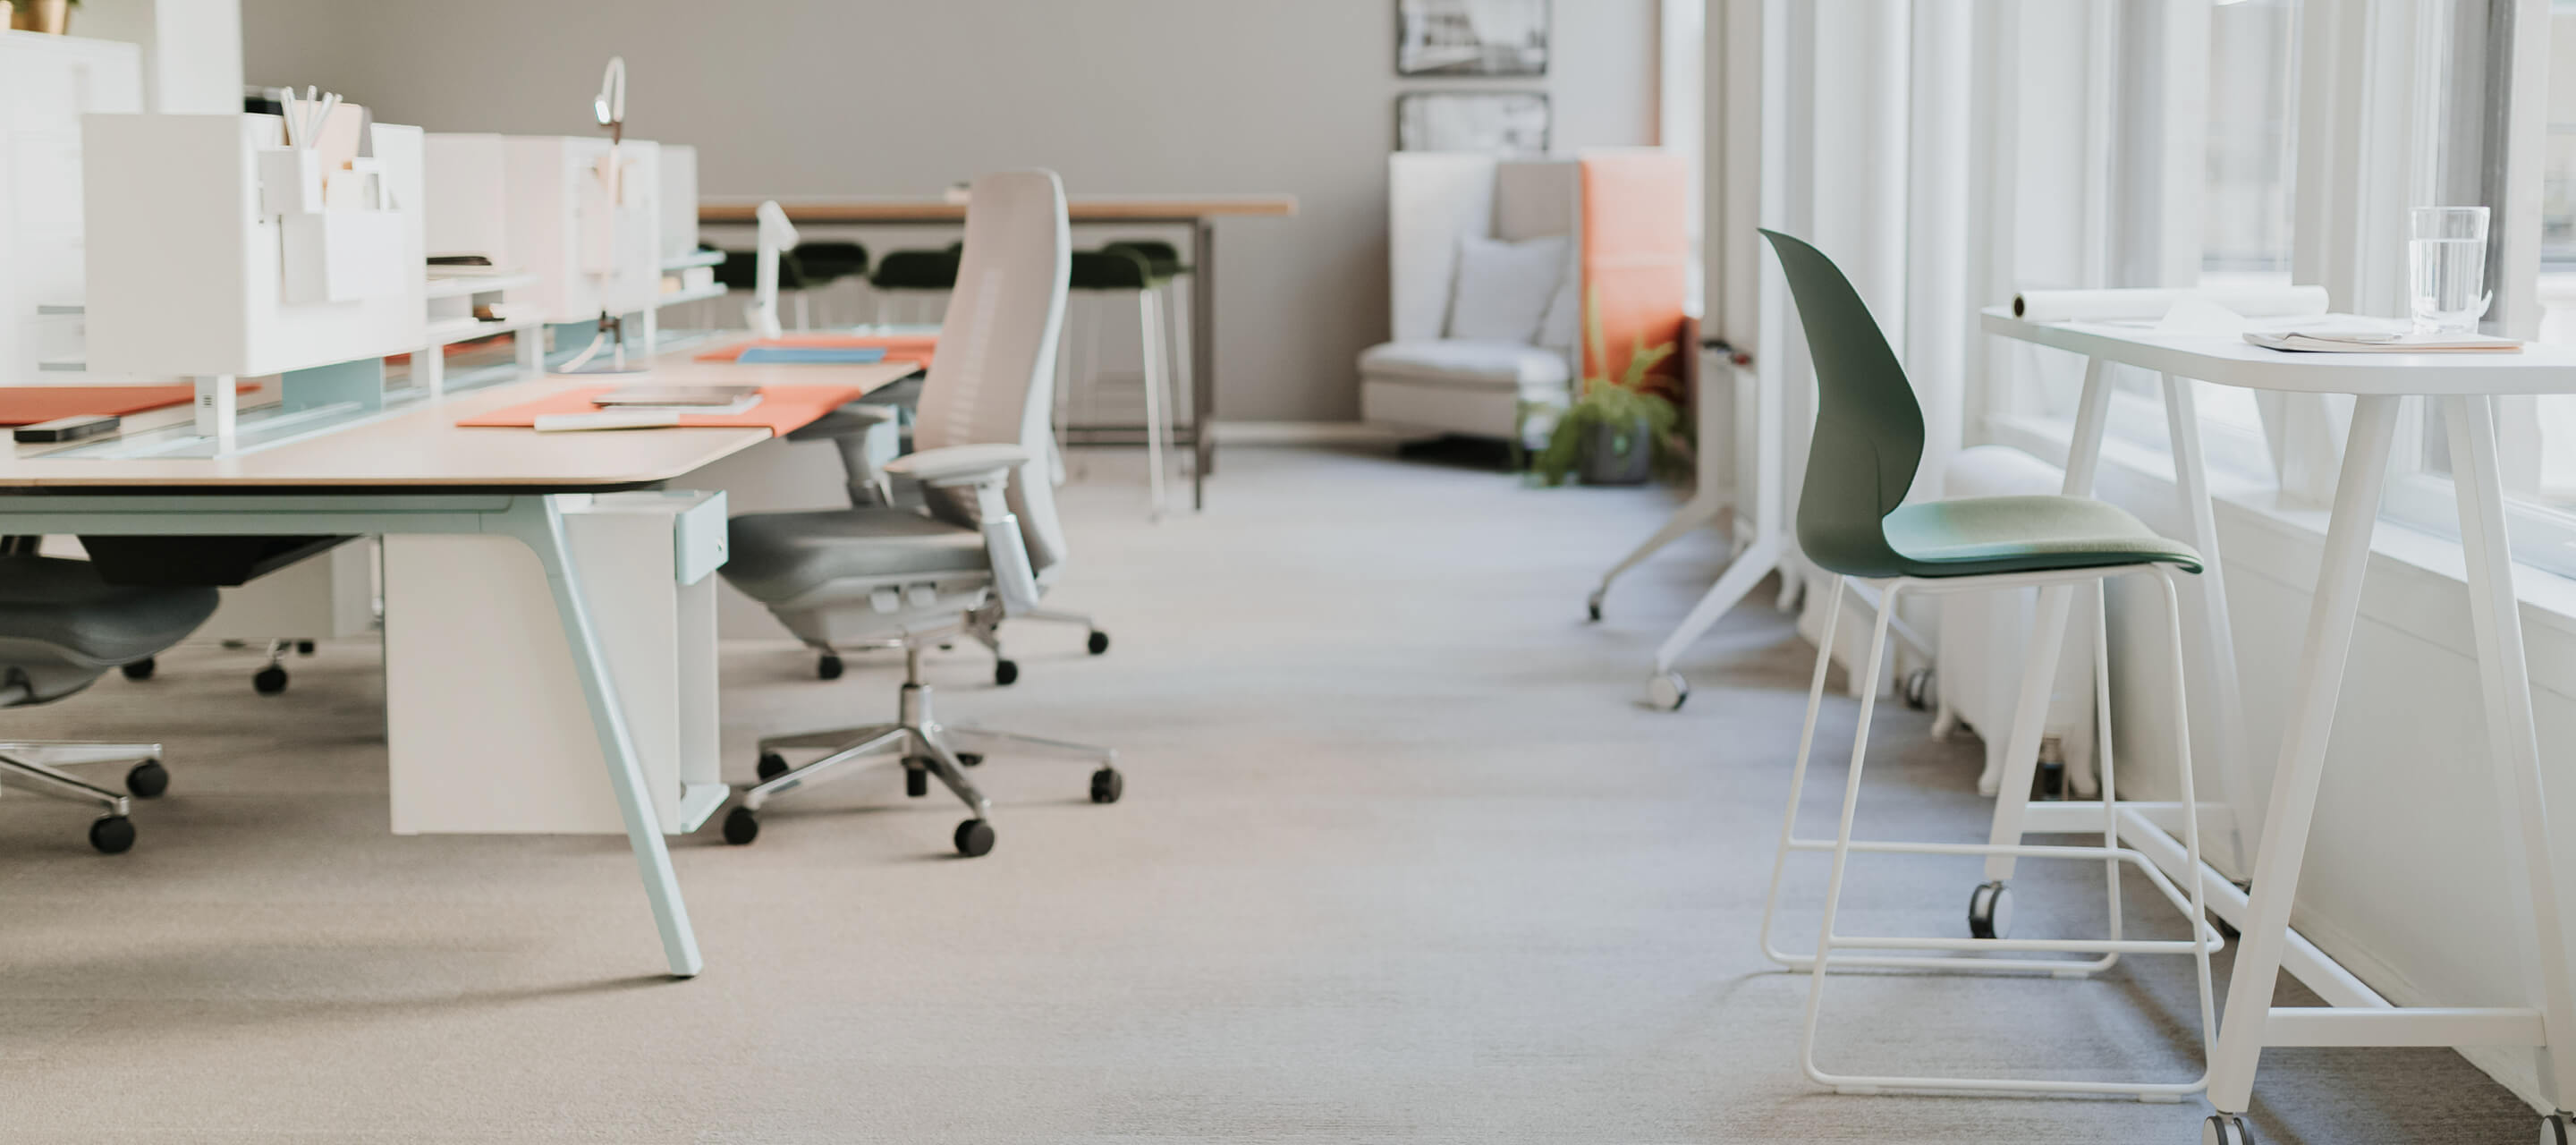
[1983,357,2112,883]
[2442,393,2576,1113]
[2160,374,2252,872]
[497,496,704,980]
[2208,393,2399,1115]
[1191,217,1216,510]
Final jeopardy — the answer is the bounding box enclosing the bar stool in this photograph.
[868,244,962,326]
[1059,247,1174,517]
[1105,239,1194,436]
[1751,230,2222,1099]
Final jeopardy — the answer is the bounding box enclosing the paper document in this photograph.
[2244,330,2522,354]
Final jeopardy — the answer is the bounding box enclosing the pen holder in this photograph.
[258,147,323,216]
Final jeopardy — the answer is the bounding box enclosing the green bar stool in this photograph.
[867,244,962,326]
[1104,239,1195,438]
[1058,247,1174,517]
[1748,229,2222,1101]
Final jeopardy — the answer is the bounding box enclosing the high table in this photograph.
[1980,307,2576,1141]
[0,352,918,980]
[699,195,1301,512]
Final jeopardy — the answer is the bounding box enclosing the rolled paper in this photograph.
[2012,284,2329,322]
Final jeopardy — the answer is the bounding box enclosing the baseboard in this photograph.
[1210,420,1400,445]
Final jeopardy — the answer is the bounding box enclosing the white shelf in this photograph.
[424,312,539,347]
[425,272,538,300]
[650,281,729,310]
[662,249,724,271]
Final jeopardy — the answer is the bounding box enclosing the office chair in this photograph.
[0,551,218,852]
[1750,231,2221,1099]
[720,170,1121,857]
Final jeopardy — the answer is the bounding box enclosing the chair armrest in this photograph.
[883,444,1031,488]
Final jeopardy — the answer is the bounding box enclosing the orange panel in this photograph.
[1578,151,1691,399]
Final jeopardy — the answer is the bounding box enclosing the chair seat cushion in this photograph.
[1358,340,1572,389]
[0,556,216,691]
[1882,496,2203,577]
[724,508,990,604]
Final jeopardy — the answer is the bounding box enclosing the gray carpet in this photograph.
[0,445,2537,1142]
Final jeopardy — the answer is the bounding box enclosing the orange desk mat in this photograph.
[455,384,869,433]
[695,334,937,369]
[0,382,258,426]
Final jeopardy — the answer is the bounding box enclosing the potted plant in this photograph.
[11,0,72,34]
[1528,289,1682,486]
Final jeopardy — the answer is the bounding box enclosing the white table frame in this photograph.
[1980,308,2576,1135]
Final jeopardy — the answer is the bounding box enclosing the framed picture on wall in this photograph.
[1396,0,1549,77]
[1396,91,1551,154]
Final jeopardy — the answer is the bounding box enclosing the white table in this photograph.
[1980,307,2576,1141]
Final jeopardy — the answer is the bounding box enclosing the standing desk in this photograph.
[699,195,1301,511]
[1981,307,2576,1138]
[0,352,917,979]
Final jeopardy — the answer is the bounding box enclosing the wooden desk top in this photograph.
[698,194,1299,225]
[0,349,918,490]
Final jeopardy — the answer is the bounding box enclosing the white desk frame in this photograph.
[1982,308,2576,1133]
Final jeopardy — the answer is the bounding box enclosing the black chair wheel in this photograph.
[120,656,157,682]
[953,818,996,857]
[295,640,318,656]
[252,665,289,695]
[2035,759,2066,801]
[755,752,789,782]
[994,659,1020,686]
[957,752,984,768]
[816,653,844,681]
[2201,1113,2256,1145]
[1087,630,1110,655]
[1586,589,1605,623]
[1968,880,2013,941]
[722,805,760,845]
[905,763,929,798]
[89,815,135,854]
[1090,766,1123,804]
[125,759,169,799]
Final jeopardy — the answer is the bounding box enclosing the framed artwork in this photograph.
[1396,90,1551,154]
[1396,0,1550,77]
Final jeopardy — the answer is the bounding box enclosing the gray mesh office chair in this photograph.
[0,552,217,852]
[720,170,1120,857]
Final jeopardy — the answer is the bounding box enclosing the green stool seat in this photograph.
[1103,240,1187,281]
[794,241,870,282]
[1070,248,1154,292]
[869,249,962,291]
[1762,227,2199,582]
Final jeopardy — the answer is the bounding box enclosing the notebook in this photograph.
[2244,331,2522,354]
[736,346,890,365]
[595,385,761,406]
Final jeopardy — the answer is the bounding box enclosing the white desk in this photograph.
[0,350,915,980]
[1981,308,2576,1138]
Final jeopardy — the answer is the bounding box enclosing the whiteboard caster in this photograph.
[1645,671,1687,711]
[1901,667,1934,710]
[1585,588,1606,623]
[2544,1112,2572,1145]
[1968,880,2012,940]
[2202,1113,2255,1145]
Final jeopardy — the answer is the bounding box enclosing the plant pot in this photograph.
[1579,413,1655,486]
[13,0,67,33]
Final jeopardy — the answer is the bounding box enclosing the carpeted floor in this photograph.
[0,445,2538,1142]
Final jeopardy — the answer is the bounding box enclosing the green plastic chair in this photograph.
[1749,228,2221,1104]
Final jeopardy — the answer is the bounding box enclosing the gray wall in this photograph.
[240,0,1661,422]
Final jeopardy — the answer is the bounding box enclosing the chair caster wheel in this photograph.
[953,818,995,857]
[1645,672,1687,711]
[816,654,843,681]
[2545,1111,2573,1145]
[722,806,759,845]
[755,752,789,782]
[1087,630,1110,655]
[905,763,929,798]
[2035,759,2067,800]
[2201,1113,2255,1145]
[89,815,135,854]
[1969,880,2013,940]
[1586,589,1605,622]
[1090,766,1123,804]
[125,759,168,799]
[296,640,317,656]
[994,659,1020,686]
[957,752,983,768]
[252,665,288,695]
[120,657,156,682]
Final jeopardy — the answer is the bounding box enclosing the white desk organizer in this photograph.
[0,34,143,386]
[424,133,664,327]
[82,113,428,448]
[382,490,728,835]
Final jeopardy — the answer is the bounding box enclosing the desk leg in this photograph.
[2444,394,2576,1114]
[2208,394,2399,1115]
[1191,217,1216,510]
[499,496,704,980]
[1982,358,2112,883]
[2160,375,2252,872]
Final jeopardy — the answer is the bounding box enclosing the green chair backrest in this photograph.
[1758,229,1926,579]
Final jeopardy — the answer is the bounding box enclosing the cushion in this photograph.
[724,508,992,605]
[1881,496,2204,578]
[1359,340,1573,389]
[1445,234,1568,343]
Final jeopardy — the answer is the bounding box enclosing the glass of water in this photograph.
[2409,206,2492,335]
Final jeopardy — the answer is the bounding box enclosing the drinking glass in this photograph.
[2409,206,2492,335]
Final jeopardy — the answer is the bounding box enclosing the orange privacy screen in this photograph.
[455,384,870,433]
[1578,151,1691,399]
[0,382,258,426]
[696,334,937,369]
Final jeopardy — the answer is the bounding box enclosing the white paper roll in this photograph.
[2012,285,2329,322]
